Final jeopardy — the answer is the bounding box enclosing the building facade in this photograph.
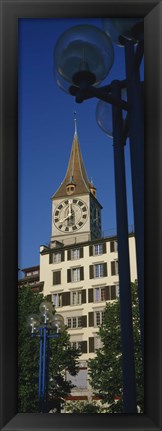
[18,265,43,293]
[39,118,137,403]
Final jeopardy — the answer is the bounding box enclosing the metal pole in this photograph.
[38,327,43,412]
[45,329,50,412]
[124,40,144,366]
[111,80,137,413]
[42,324,47,413]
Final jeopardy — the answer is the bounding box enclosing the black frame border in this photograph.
[0,0,162,430]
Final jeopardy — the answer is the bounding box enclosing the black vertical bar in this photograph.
[111,80,137,413]
[125,40,144,367]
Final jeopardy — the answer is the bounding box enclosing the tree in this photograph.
[88,282,144,413]
[66,400,103,414]
[18,285,80,412]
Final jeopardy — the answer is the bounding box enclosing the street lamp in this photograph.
[54,19,144,414]
[27,301,64,413]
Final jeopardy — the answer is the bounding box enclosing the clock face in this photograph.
[53,198,88,232]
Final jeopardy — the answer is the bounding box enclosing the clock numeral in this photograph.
[72,225,77,231]
[82,206,87,212]
[78,200,83,207]
[78,221,83,227]
[82,214,87,219]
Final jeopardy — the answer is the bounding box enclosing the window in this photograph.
[67,267,84,283]
[72,267,80,282]
[110,240,118,252]
[67,316,82,329]
[116,285,120,298]
[94,263,104,278]
[67,318,72,328]
[71,290,82,305]
[89,263,107,279]
[52,252,62,263]
[94,244,103,255]
[26,272,32,277]
[71,248,80,260]
[52,293,62,307]
[111,261,119,276]
[53,270,61,285]
[71,341,82,351]
[68,247,83,261]
[89,243,106,256]
[94,336,103,350]
[94,287,105,302]
[105,285,117,300]
[95,311,105,326]
[49,251,64,264]
[66,369,88,388]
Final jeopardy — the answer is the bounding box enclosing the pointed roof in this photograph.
[53,116,91,199]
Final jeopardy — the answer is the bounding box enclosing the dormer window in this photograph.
[66,175,76,195]
[66,183,76,195]
[89,179,96,197]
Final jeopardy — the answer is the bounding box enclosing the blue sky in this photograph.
[18,18,143,275]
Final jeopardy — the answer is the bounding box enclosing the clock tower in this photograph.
[51,115,102,246]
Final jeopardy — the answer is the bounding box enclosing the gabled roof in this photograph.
[52,128,91,199]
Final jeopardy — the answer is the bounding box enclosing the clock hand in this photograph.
[68,200,72,214]
[59,213,72,223]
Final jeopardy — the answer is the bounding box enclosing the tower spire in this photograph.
[74,111,78,135]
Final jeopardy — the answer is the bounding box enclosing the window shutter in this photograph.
[53,271,61,285]
[103,242,106,254]
[105,286,110,300]
[47,294,52,302]
[67,269,71,283]
[61,250,65,262]
[62,292,70,306]
[88,312,94,327]
[89,265,94,279]
[89,245,93,256]
[111,261,115,276]
[49,254,53,264]
[67,250,71,260]
[110,241,115,252]
[111,285,116,300]
[88,289,94,303]
[103,262,107,277]
[80,247,83,258]
[89,337,94,353]
[81,289,86,304]
[81,341,87,354]
[81,315,87,328]
[80,267,84,281]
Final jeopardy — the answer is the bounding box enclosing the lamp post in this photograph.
[54,19,144,413]
[27,301,64,413]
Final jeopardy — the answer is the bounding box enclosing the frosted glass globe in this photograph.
[39,301,53,315]
[96,88,127,138]
[27,314,40,333]
[54,24,114,88]
[102,18,143,45]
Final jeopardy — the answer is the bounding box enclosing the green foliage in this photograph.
[18,285,80,412]
[88,282,144,413]
[66,400,103,414]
